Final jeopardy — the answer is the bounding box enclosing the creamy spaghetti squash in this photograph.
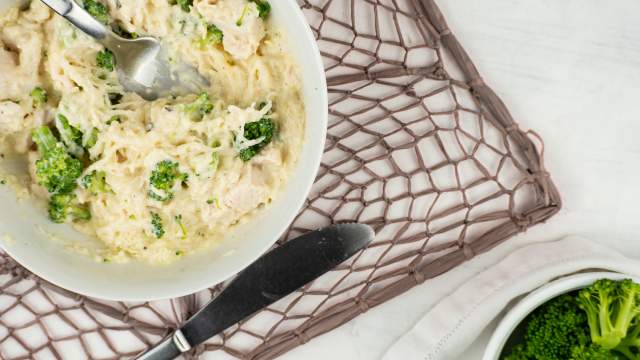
[0,0,305,264]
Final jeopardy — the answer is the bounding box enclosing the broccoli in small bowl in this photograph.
[486,273,640,360]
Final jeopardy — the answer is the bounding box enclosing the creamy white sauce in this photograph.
[0,1,305,265]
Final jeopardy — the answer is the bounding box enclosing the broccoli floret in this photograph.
[48,193,91,223]
[199,24,223,47]
[97,49,116,71]
[55,114,84,157]
[83,0,109,24]
[502,345,528,360]
[80,170,110,195]
[150,212,165,239]
[183,92,213,120]
[30,87,48,107]
[238,118,275,162]
[148,160,188,202]
[175,214,187,239]
[250,0,271,19]
[577,279,640,350]
[32,126,83,195]
[502,294,591,360]
[570,343,617,360]
[524,294,591,359]
[169,0,192,12]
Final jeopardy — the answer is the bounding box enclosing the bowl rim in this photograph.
[482,271,640,360]
[0,0,327,302]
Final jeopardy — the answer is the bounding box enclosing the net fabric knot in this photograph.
[462,244,476,260]
[439,28,452,37]
[293,329,310,344]
[355,298,370,313]
[469,76,486,89]
[512,215,534,232]
[410,269,427,285]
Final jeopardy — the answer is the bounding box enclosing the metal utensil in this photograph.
[135,223,375,360]
[40,0,209,100]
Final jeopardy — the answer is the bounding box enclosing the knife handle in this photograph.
[135,331,187,360]
[135,224,374,360]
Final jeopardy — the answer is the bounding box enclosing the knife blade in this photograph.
[136,223,374,360]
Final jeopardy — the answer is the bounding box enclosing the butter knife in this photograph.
[136,223,375,359]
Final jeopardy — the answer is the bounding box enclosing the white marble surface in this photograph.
[278,1,640,359]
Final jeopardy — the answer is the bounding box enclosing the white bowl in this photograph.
[483,272,640,360]
[0,0,327,301]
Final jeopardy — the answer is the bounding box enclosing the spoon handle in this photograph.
[40,0,108,40]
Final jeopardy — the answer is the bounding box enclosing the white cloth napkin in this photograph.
[382,236,640,360]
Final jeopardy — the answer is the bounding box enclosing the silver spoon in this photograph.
[40,0,210,101]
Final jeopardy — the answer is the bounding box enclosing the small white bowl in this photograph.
[483,272,640,360]
[0,0,327,301]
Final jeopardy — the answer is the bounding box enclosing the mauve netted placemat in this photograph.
[0,0,561,359]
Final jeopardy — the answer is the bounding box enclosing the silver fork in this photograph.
[40,0,210,101]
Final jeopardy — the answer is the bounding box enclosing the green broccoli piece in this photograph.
[55,114,84,157]
[32,126,83,195]
[502,294,592,360]
[106,115,121,125]
[615,326,640,360]
[236,4,250,26]
[238,118,275,162]
[112,23,138,39]
[55,114,83,147]
[83,0,109,25]
[207,197,221,209]
[148,160,189,202]
[85,128,99,149]
[183,92,213,120]
[32,126,58,154]
[577,279,640,350]
[30,87,48,107]
[48,193,91,223]
[250,0,271,20]
[571,343,618,360]
[169,0,192,12]
[54,114,98,153]
[150,212,165,239]
[97,49,116,71]
[257,101,271,112]
[502,345,528,360]
[199,24,223,47]
[80,170,111,195]
[211,152,220,171]
[175,214,187,239]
